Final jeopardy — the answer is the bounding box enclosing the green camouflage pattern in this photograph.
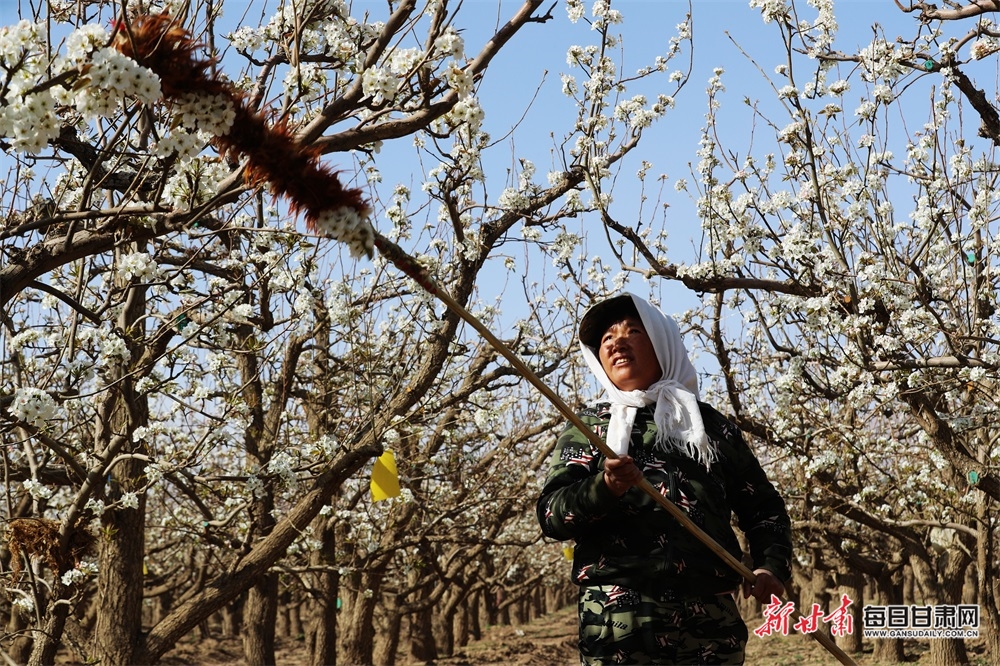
[578,584,748,665]
[537,402,792,596]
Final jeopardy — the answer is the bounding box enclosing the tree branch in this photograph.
[897,0,1000,21]
[310,1,551,153]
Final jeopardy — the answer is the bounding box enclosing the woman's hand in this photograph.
[603,455,643,497]
[742,568,786,604]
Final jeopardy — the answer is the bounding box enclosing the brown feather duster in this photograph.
[113,13,372,256]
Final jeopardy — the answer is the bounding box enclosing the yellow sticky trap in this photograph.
[563,545,575,561]
[370,450,401,502]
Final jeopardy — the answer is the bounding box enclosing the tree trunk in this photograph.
[221,602,240,637]
[533,585,544,618]
[977,499,1000,660]
[482,587,498,627]
[409,606,438,662]
[962,561,977,605]
[513,593,527,625]
[276,601,289,638]
[243,573,279,666]
[308,517,339,666]
[469,590,483,641]
[303,297,339,666]
[241,480,278,666]
[870,569,905,663]
[802,569,833,643]
[928,636,969,666]
[91,266,149,666]
[276,587,302,639]
[339,598,378,665]
[373,610,402,666]
[237,328,278,666]
[833,570,863,654]
[93,486,147,664]
[545,586,559,614]
[980,583,1000,659]
[939,550,972,666]
[339,570,382,665]
[902,564,915,604]
[151,590,172,625]
[289,601,303,639]
[913,544,972,666]
[969,431,1000,659]
[433,606,455,657]
[455,597,471,649]
[495,588,510,625]
[28,596,70,666]
[7,603,34,664]
[433,586,468,657]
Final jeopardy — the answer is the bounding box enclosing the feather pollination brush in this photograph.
[113,13,374,258]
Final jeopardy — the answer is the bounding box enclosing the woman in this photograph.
[537,293,792,665]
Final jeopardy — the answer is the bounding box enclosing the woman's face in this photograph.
[598,316,662,391]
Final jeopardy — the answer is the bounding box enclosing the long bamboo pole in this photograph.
[373,232,858,666]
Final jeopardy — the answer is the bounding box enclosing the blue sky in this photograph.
[421,0,934,389]
[0,0,931,379]
[423,1,922,334]
[445,0,917,278]
[0,0,921,294]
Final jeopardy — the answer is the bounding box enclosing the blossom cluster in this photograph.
[75,325,132,370]
[155,92,236,161]
[970,37,1000,61]
[164,157,231,207]
[0,21,162,154]
[9,387,60,429]
[115,251,164,284]
[750,0,791,23]
[362,67,400,105]
[311,206,375,258]
[61,560,99,587]
[64,47,162,118]
[22,478,54,500]
[444,96,486,134]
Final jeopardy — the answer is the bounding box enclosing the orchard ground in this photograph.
[153,604,990,666]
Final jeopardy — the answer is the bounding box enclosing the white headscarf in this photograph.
[580,293,715,469]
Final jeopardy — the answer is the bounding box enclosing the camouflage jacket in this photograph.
[536,401,792,596]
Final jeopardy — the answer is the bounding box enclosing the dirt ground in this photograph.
[405,606,988,666]
[158,603,988,665]
[397,605,844,666]
[412,608,991,666]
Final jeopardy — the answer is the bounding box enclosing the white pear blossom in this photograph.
[116,252,163,283]
[61,560,99,586]
[435,29,465,60]
[566,0,585,22]
[10,387,60,428]
[85,499,106,518]
[22,478,54,500]
[362,66,398,104]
